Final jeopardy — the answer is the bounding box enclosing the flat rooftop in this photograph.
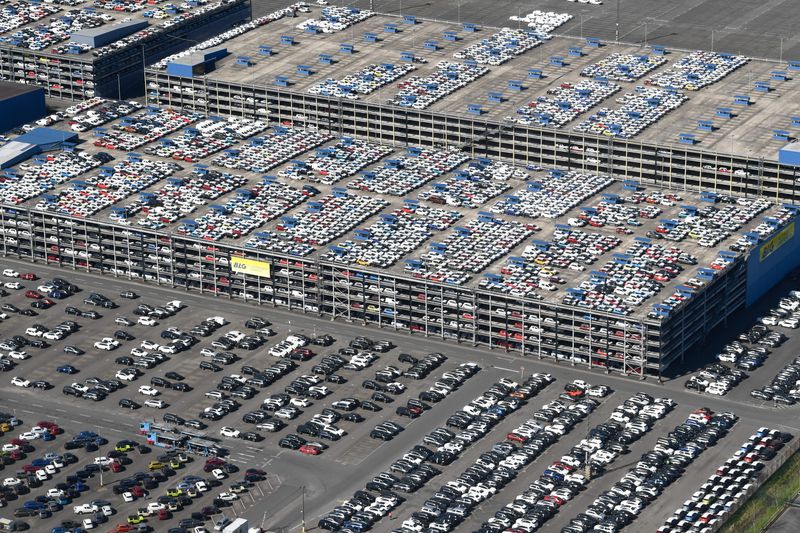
[152,5,800,162]
[1,107,790,320]
[0,0,234,56]
[0,79,40,99]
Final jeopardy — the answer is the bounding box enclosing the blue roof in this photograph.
[16,128,78,147]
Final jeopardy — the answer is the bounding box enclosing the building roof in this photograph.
[0,81,42,101]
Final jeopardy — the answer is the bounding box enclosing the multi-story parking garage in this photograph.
[2,4,800,381]
[0,0,251,100]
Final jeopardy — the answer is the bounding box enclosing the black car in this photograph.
[31,380,51,389]
[361,401,382,412]
[63,345,84,355]
[118,399,140,409]
[372,392,394,403]
[327,374,346,384]
[114,330,134,341]
[173,382,191,392]
[165,371,184,381]
[200,361,222,372]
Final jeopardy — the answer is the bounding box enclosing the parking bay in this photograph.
[3,257,800,531]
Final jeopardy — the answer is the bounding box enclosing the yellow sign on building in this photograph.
[760,222,794,262]
[231,257,271,277]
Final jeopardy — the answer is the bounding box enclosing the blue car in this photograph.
[56,365,78,374]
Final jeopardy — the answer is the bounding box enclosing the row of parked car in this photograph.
[563,408,738,533]
[211,126,333,173]
[34,157,182,219]
[657,427,791,533]
[93,108,202,152]
[318,374,555,531]
[322,204,461,268]
[575,86,688,139]
[390,61,489,110]
[69,100,142,133]
[308,63,416,99]
[717,325,783,372]
[581,53,668,83]
[454,28,545,66]
[508,10,573,34]
[0,1,60,35]
[153,2,308,69]
[279,138,393,185]
[647,50,749,91]
[509,79,621,128]
[412,216,537,285]
[418,160,524,208]
[178,177,309,241]
[346,146,469,197]
[684,363,747,396]
[492,170,613,220]
[295,5,373,34]
[111,167,249,229]
[566,239,695,316]
[478,391,671,533]
[482,228,622,298]
[4,7,110,51]
[752,358,800,405]
[141,117,267,163]
[0,149,113,206]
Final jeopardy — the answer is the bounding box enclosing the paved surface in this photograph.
[768,495,800,533]
[253,0,800,61]
[182,1,800,163]
[2,256,800,532]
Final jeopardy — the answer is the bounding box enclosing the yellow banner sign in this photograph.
[231,257,271,277]
[760,222,794,262]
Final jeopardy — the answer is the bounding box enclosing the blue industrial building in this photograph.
[166,47,229,78]
[0,128,78,169]
[0,81,45,133]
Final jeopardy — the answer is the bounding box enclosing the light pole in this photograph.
[711,29,715,52]
[615,0,620,43]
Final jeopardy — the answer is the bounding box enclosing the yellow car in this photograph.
[148,461,164,470]
[0,422,10,432]
[127,515,145,524]
[169,459,182,469]
[166,488,182,497]
[115,443,133,452]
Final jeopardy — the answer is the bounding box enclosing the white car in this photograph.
[2,477,22,486]
[219,427,240,438]
[138,316,158,326]
[74,503,96,514]
[18,432,40,441]
[290,398,311,408]
[144,399,167,409]
[10,376,30,387]
[8,351,28,360]
[122,492,135,502]
[217,492,239,502]
[211,468,227,480]
[2,269,19,277]
[82,518,95,530]
[3,282,21,290]
[138,385,160,396]
[141,340,159,350]
[115,370,137,381]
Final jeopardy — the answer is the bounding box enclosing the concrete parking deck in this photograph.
[155,4,800,162]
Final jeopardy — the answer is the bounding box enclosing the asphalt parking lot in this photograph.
[2,257,800,533]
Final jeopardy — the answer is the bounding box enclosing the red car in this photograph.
[131,486,146,497]
[157,509,170,520]
[24,290,42,299]
[298,445,320,456]
[20,273,37,280]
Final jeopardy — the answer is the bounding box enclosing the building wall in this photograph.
[746,214,800,305]
[0,87,45,133]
